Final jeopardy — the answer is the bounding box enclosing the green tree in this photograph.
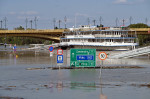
[14,26,25,30]
[128,23,149,28]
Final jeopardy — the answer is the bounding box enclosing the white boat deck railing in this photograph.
[60,42,138,46]
[109,46,150,58]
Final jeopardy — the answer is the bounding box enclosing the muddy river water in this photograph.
[0,46,150,99]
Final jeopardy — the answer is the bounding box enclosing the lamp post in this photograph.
[87,17,90,25]
[129,16,133,25]
[64,16,67,29]
[115,18,119,27]
[25,18,28,30]
[58,20,61,29]
[53,18,56,29]
[93,19,96,26]
[34,17,38,29]
[0,20,2,29]
[4,17,7,29]
[99,16,103,26]
[30,20,33,29]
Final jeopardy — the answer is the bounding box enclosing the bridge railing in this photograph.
[130,28,150,31]
[0,29,64,34]
[110,45,150,58]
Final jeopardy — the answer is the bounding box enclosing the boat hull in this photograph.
[60,45,138,51]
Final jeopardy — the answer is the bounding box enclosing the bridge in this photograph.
[129,28,150,35]
[0,28,150,42]
[0,29,64,42]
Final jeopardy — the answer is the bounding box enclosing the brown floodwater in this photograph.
[0,46,150,99]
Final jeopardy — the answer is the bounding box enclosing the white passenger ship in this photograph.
[60,26,139,50]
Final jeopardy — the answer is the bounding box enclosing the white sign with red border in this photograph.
[98,52,107,60]
[57,49,63,55]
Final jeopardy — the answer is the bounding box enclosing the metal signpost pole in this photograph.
[100,60,103,94]
[50,52,52,67]
[98,52,107,99]
[66,48,68,67]
[49,46,54,68]
[57,49,63,69]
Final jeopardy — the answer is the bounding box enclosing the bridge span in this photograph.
[129,28,150,35]
[0,29,64,42]
[0,28,150,42]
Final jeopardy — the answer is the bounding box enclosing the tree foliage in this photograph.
[128,23,149,28]
[0,37,52,45]
[14,26,25,30]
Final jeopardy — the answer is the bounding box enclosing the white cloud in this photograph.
[116,0,127,3]
[113,0,130,4]
[20,11,38,15]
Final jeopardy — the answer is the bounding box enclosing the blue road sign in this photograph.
[57,55,63,63]
[77,55,94,60]
[49,46,54,52]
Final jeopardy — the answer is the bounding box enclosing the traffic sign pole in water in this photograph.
[57,49,63,69]
[49,46,54,67]
[98,52,107,95]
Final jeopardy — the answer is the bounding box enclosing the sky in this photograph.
[0,0,150,30]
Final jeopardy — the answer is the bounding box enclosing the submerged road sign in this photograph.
[70,49,96,67]
[98,52,107,60]
[49,46,54,52]
[57,49,63,55]
[57,55,63,63]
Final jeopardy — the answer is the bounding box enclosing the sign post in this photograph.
[49,46,54,57]
[49,46,54,67]
[98,52,107,98]
[57,49,63,69]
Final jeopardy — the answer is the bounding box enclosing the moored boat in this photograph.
[60,27,139,51]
